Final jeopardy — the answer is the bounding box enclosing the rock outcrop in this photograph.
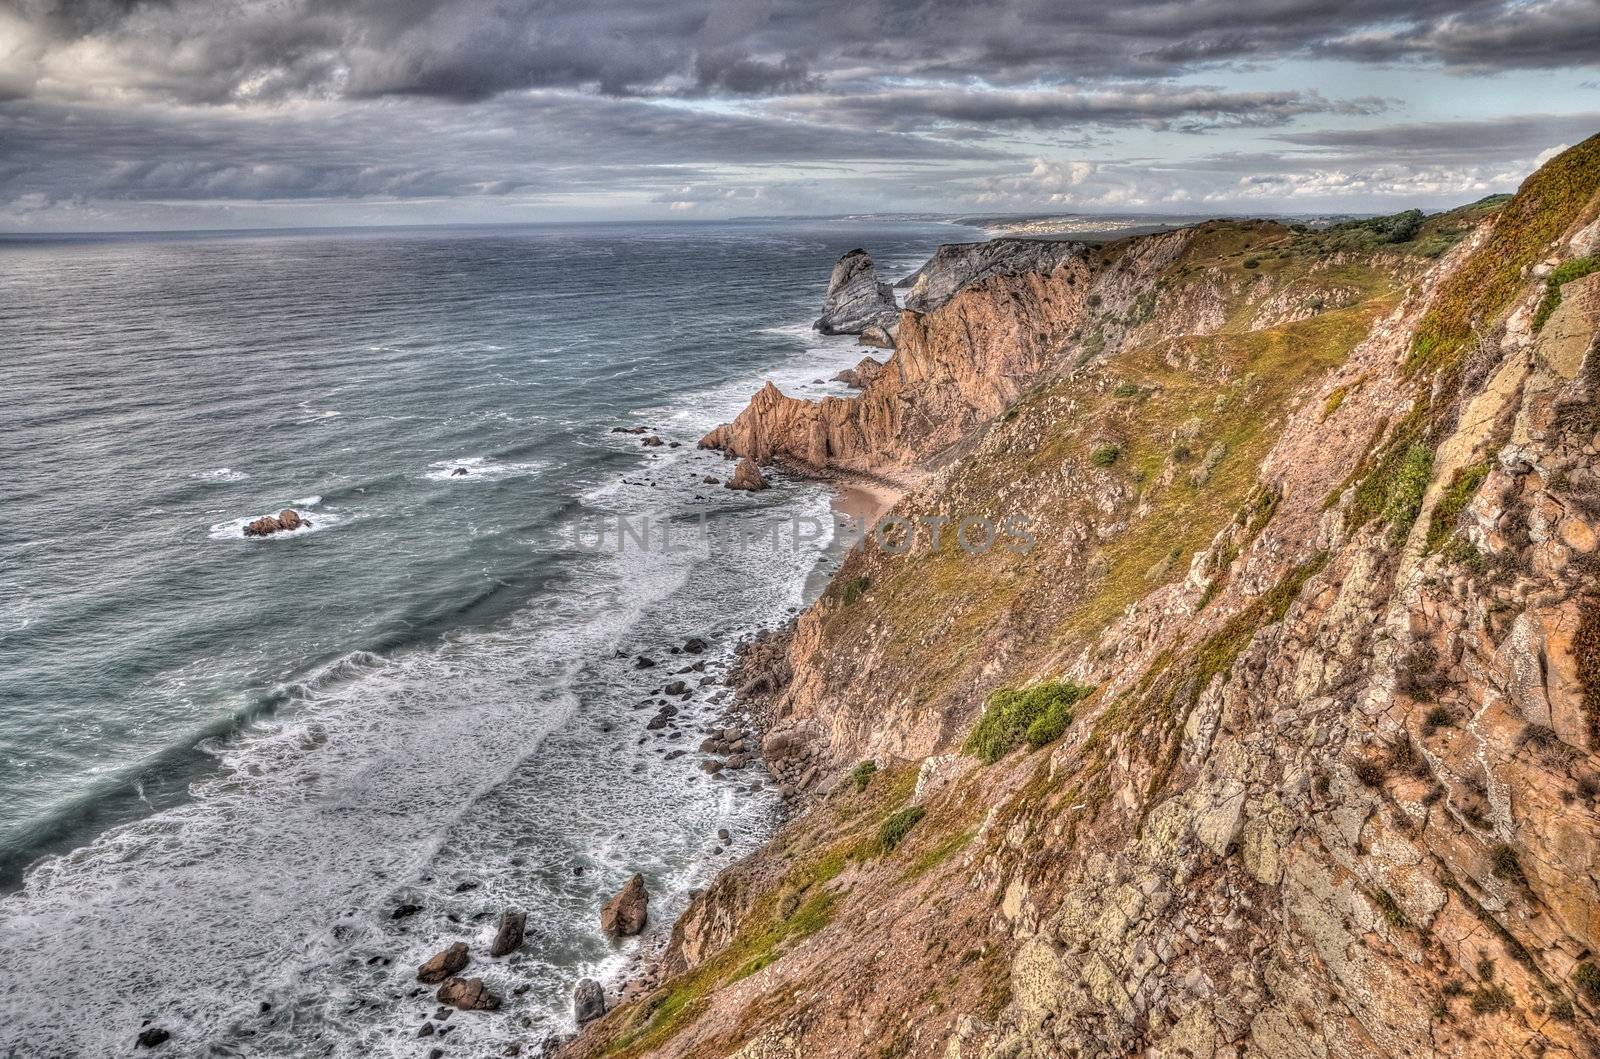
[599,874,649,937]
[243,508,308,537]
[832,356,886,388]
[814,249,900,336]
[564,134,1600,1059]
[898,237,1086,313]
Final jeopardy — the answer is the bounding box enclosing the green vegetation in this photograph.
[840,575,871,606]
[1385,443,1435,542]
[1409,133,1600,373]
[1574,961,1600,1003]
[851,759,878,792]
[1532,255,1600,332]
[1425,460,1489,553]
[877,806,926,852]
[1374,889,1408,928]
[1242,257,1260,269]
[1470,984,1514,1016]
[905,827,977,879]
[965,681,1094,763]
[1112,381,1141,398]
[1090,442,1122,467]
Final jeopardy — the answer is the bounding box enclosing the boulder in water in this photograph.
[489,910,526,957]
[437,976,501,1011]
[599,873,649,937]
[574,978,606,1024]
[243,508,309,538]
[450,467,470,477]
[136,1027,170,1049]
[417,942,469,983]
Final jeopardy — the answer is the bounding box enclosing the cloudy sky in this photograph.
[2,0,1598,230]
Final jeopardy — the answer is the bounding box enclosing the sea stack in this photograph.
[814,249,900,336]
[725,458,769,492]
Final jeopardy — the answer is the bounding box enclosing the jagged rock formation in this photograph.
[814,249,900,336]
[568,135,1600,1059]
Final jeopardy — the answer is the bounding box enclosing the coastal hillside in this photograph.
[566,133,1600,1059]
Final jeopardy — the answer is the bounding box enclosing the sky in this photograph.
[1,0,1598,231]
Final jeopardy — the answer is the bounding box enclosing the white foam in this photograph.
[195,467,250,482]
[423,456,546,482]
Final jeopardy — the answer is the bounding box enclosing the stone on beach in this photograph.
[600,873,649,937]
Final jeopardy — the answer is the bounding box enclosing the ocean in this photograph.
[0,219,974,1057]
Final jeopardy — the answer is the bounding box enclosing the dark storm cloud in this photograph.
[772,86,1390,135]
[0,93,991,205]
[12,0,1599,108]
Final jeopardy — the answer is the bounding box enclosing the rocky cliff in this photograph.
[571,134,1600,1059]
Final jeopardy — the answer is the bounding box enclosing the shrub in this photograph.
[1242,257,1260,269]
[1374,889,1408,927]
[1470,984,1514,1015]
[1090,443,1122,467]
[1352,757,1386,787]
[1424,705,1455,731]
[877,806,925,852]
[840,575,870,606]
[1112,381,1141,398]
[851,760,878,793]
[1086,293,1103,308]
[1490,843,1525,883]
[1385,443,1435,541]
[965,681,1094,763]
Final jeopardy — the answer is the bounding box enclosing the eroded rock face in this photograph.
[416,942,469,983]
[833,355,887,388]
[243,508,308,537]
[815,249,900,336]
[725,458,768,491]
[600,874,649,937]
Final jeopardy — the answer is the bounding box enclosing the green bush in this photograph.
[851,759,877,793]
[1242,257,1260,269]
[1112,382,1141,398]
[1090,443,1121,467]
[965,681,1094,763]
[877,806,925,852]
[1532,255,1600,332]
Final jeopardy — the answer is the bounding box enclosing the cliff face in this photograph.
[571,135,1600,1059]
